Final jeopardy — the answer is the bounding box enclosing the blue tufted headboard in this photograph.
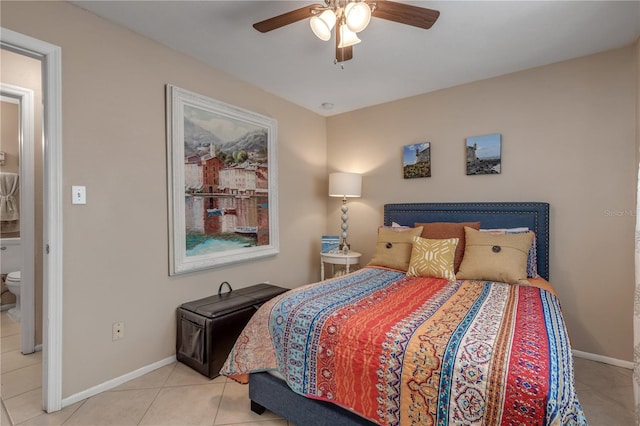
[383,202,550,280]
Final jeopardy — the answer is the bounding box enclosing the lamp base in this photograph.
[341,241,350,254]
[340,197,350,254]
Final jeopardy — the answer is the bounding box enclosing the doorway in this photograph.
[0,80,36,356]
[1,28,63,413]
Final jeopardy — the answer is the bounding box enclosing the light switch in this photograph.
[72,185,86,205]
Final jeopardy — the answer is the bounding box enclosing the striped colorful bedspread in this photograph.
[221,267,586,425]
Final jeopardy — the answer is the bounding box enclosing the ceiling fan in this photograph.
[253,0,440,63]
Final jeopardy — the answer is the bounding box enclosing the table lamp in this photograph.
[328,172,362,253]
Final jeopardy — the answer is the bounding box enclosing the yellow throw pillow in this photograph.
[414,221,480,273]
[457,227,533,284]
[368,226,424,272]
[407,236,458,280]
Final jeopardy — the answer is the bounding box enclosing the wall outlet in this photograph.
[112,322,124,341]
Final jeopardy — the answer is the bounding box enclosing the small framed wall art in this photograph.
[403,142,431,179]
[466,133,501,175]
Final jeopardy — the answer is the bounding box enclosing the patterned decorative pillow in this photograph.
[406,236,458,280]
[368,226,423,272]
[481,228,538,278]
[457,227,533,284]
[415,221,480,273]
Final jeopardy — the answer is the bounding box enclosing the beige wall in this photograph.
[2,0,636,402]
[327,46,637,362]
[2,1,327,398]
[0,50,44,343]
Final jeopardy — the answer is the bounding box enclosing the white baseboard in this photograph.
[572,349,633,370]
[61,355,177,408]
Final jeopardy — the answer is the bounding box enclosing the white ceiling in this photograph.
[74,1,640,116]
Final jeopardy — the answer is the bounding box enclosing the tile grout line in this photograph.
[1,397,14,426]
[1,352,42,375]
[2,384,43,407]
[211,378,229,426]
[160,362,179,387]
[0,317,50,426]
[59,398,88,426]
[135,387,163,425]
[7,390,44,426]
[131,362,178,425]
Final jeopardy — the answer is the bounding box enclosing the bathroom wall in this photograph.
[0,49,44,344]
[0,101,19,306]
[0,101,20,237]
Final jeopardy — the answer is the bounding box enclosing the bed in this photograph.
[221,202,586,425]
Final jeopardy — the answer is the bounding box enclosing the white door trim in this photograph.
[1,83,36,355]
[1,27,63,413]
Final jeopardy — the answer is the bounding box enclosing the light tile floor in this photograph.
[1,311,635,425]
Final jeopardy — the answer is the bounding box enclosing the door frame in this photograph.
[1,27,63,413]
[0,83,36,355]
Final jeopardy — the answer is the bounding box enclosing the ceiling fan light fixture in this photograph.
[344,1,372,33]
[337,24,361,48]
[252,1,440,63]
[310,9,337,41]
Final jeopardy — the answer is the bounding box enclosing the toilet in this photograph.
[5,271,21,321]
[1,238,22,321]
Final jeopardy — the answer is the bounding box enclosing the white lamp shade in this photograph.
[337,24,361,48]
[344,2,372,33]
[310,10,337,41]
[329,172,362,198]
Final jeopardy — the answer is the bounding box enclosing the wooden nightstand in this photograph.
[321,251,362,280]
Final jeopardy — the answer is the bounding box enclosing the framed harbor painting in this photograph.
[466,133,501,175]
[166,85,279,275]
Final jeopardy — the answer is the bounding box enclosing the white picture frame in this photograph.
[166,85,279,275]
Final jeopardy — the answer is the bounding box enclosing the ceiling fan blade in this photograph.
[371,0,440,30]
[335,27,354,63]
[253,4,324,33]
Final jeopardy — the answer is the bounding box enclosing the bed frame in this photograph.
[249,202,550,425]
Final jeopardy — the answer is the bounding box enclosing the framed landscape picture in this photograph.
[166,85,279,275]
[466,133,501,175]
[403,142,431,179]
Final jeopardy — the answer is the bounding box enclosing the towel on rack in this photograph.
[0,172,19,221]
